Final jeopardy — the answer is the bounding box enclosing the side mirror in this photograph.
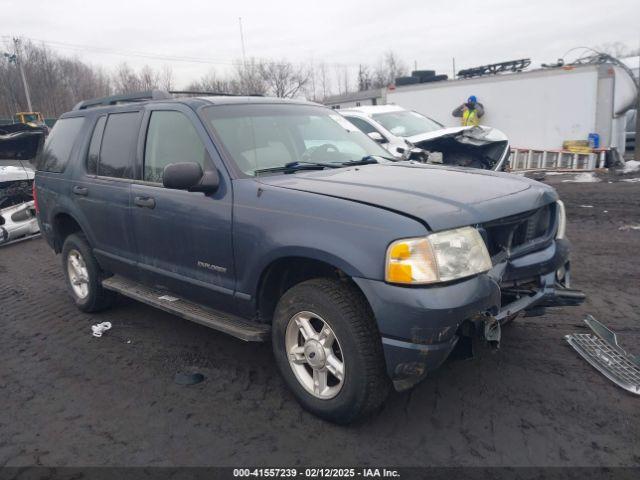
[163,162,219,193]
[367,131,386,143]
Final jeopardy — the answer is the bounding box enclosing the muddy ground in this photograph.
[0,171,639,468]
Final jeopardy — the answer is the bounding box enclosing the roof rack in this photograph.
[72,89,266,111]
[170,90,264,97]
[170,90,237,97]
[72,90,173,110]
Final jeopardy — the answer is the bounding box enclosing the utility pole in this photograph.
[238,17,247,94]
[13,38,33,112]
[238,17,247,67]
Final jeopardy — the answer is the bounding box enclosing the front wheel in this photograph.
[272,278,389,424]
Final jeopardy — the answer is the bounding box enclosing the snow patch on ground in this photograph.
[622,160,640,174]
[562,172,601,183]
[622,177,640,183]
[619,224,640,231]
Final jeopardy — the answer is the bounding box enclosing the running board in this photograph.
[565,315,640,395]
[102,275,270,342]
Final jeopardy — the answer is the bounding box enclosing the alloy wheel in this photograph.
[67,249,89,299]
[285,310,345,399]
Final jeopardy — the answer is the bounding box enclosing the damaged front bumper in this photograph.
[0,200,40,246]
[354,238,585,392]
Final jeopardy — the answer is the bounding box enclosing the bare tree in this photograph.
[372,51,407,88]
[357,64,373,91]
[186,70,241,94]
[113,63,141,94]
[258,60,310,98]
[138,65,160,91]
[159,65,174,91]
[0,38,112,118]
[237,58,268,95]
[595,41,640,58]
[335,64,352,95]
[317,61,331,100]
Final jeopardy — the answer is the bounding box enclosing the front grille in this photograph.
[480,203,556,257]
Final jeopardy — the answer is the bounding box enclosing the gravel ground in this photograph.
[0,173,639,468]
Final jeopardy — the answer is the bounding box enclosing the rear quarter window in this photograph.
[36,117,85,172]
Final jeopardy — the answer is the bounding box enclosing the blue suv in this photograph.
[34,91,584,423]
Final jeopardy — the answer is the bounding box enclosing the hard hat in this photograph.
[468,95,477,103]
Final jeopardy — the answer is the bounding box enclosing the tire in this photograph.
[411,69,435,80]
[272,278,389,424]
[61,233,115,313]
[394,76,420,86]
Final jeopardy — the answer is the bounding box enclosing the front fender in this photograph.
[231,179,427,298]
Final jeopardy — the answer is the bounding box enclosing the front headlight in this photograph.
[385,226,492,285]
[556,200,566,239]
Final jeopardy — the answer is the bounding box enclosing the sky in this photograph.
[2,0,639,90]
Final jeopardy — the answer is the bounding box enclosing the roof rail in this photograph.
[72,89,173,110]
[170,90,236,97]
[169,90,264,97]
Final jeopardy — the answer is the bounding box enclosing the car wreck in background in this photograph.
[341,105,510,171]
[0,123,45,246]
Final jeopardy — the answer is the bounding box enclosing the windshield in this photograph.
[372,110,443,137]
[203,104,391,176]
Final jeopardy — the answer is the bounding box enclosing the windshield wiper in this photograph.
[254,161,340,176]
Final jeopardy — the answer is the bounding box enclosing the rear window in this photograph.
[36,117,85,172]
[98,112,140,179]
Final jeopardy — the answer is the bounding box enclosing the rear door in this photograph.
[72,110,141,277]
[130,104,235,308]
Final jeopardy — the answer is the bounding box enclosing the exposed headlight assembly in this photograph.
[556,200,566,239]
[385,226,492,285]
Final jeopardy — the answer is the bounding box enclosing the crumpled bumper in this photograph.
[354,238,584,391]
[0,201,40,246]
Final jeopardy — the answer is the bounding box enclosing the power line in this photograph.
[1,35,236,65]
[1,34,361,70]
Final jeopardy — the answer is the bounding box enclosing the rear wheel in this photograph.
[272,278,389,424]
[61,233,115,312]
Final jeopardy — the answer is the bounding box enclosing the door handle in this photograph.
[134,196,156,209]
[72,186,88,196]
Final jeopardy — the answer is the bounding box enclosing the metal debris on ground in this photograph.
[91,321,112,338]
[565,315,640,395]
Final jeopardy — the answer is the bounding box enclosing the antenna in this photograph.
[238,17,247,67]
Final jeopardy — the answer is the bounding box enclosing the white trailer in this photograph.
[385,63,637,153]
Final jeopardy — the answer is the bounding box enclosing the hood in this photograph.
[259,163,557,231]
[0,123,46,161]
[406,125,508,145]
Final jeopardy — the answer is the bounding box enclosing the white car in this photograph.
[340,105,510,171]
[0,165,39,246]
[1,122,44,246]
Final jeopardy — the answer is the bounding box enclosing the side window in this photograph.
[345,116,379,136]
[98,112,140,179]
[36,117,85,173]
[144,111,206,183]
[86,116,106,175]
